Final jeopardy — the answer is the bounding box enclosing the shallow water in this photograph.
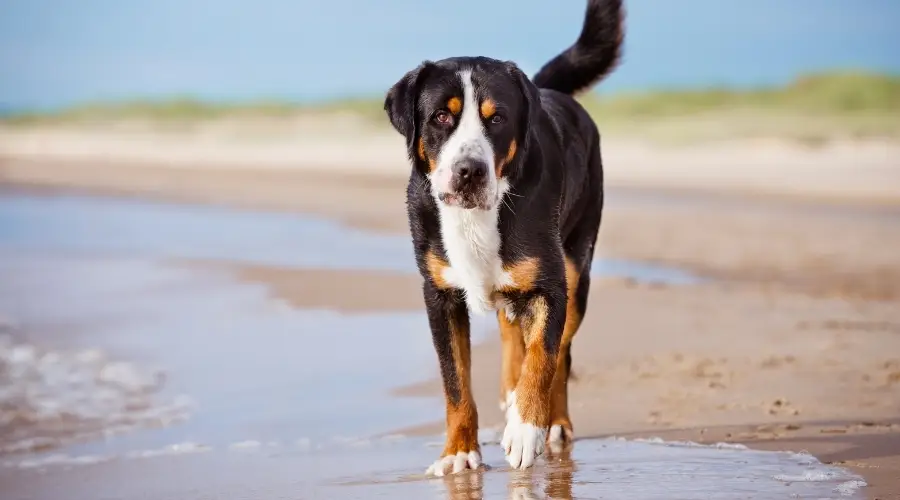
[0,191,867,498]
[0,252,440,456]
[0,190,702,284]
[1,434,867,499]
[0,327,192,456]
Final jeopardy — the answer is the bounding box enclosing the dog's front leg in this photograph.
[422,281,481,476]
[502,290,566,469]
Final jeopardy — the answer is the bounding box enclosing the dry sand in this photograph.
[2,126,900,497]
[2,121,899,205]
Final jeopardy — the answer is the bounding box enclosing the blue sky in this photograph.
[2,0,899,111]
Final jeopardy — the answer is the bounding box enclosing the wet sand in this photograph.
[1,135,900,498]
[237,269,900,497]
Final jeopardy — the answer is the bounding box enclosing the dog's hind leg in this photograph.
[547,255,592,451]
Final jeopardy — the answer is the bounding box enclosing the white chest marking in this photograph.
[431,69,513,315]
[438,204,512,314]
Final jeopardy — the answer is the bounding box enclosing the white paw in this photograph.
[501,391,546,469]
[425,450,481,477]
[547,424,573,454]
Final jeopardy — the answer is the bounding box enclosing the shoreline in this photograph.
[4,154,899,302]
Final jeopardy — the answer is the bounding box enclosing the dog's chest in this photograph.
[437,206,512,314]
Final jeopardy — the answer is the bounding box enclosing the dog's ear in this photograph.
[505,61,541,158]
[384,61,434,159]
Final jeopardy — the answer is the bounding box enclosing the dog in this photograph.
[383,0,624,475]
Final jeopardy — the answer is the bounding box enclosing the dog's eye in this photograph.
[490,115,505,125]
[434,111,452,125]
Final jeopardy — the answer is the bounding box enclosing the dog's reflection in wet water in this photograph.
[440,451,575,500]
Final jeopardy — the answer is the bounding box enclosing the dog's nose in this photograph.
[452,159,488,183]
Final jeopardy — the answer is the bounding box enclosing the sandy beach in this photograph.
[1,124,899,498]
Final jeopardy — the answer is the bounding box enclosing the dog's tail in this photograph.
[532,0,624,96]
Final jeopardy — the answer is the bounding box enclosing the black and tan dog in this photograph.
[384,0,624,475]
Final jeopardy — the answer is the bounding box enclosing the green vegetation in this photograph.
[1,96,384,125]
[4,71,899,143]
[580,72,900,116]
[578,71,900,143]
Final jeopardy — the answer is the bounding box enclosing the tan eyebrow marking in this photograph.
[480,99,496,119]
[447,97,462,115]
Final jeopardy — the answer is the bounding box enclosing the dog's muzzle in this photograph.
[437,158,492,209]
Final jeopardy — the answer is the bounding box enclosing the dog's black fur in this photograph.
[383,0,624,469]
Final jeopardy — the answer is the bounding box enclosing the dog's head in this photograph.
[384,57,540,211]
